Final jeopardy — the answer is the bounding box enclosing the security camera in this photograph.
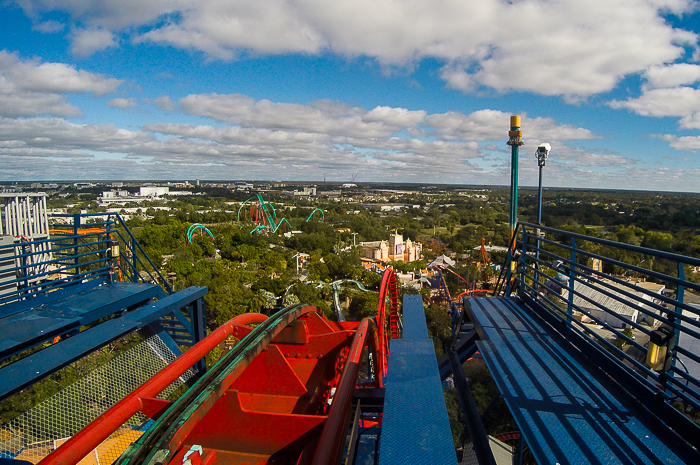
[536,143,551,155]
[536,143,551,166]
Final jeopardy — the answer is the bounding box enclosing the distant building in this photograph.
[561,279,665,328]
[140,186,169,197]
[361,233,422,263]
[101,190,130,198]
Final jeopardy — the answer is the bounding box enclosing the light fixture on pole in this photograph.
[535,143,551,277]
[535,143,551,226]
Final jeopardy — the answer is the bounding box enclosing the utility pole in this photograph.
[507,115,524,242]
[351,232,358,246]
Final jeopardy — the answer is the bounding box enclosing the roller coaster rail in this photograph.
[35,267,400,465]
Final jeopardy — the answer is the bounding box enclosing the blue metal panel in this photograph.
[468,296,700,465]
[379,339,456,465]
[401,294,429,339]
[0,282,161,361]
[379,295,456,465]
[0,279,104,319]
[0,285,207,400]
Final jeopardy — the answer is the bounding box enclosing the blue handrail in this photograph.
[0,212,173,308]
[500,222,700,417]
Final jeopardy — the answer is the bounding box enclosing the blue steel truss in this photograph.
[0,212,208,402]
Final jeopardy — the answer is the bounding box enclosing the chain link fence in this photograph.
[0,329,193,465]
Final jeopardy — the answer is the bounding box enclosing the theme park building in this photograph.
[360,233,422,262]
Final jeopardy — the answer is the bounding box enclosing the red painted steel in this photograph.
[311,317,379,465]
[378,268,400,372]
[455,289,494,301]
[39,312,268,465]
[41,274,400,465]
[151,310,371,465]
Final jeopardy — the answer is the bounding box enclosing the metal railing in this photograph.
[500,222,700,415]
[0,212,171,309]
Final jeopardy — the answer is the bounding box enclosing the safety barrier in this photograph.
[501,222,700,440]
[0,212,171,309]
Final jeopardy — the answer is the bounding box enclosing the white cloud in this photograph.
[609,87,700,118]
[425,110,598,142]
[14,0,699,98]
[0,50,123,117]
[0,84,631,187]
[658,134,700,151]
[106,97,137,110]
[154,95,176,111]
[32,20,64,33]
[0,50,122,97]
[644,64,700,89]
[179,94,426,138]
[607,60,700,134]
[0,77,81,118]
[69,28,117,57]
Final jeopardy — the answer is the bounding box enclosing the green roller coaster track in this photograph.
[237,194,325,234]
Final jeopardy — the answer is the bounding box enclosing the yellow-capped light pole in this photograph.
[507,115,524,239]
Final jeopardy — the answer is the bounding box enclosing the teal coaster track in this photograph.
[186,223,214,244]
[237,194,324,234]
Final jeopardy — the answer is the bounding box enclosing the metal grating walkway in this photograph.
[378,294,456,465]
[467,296,699,465]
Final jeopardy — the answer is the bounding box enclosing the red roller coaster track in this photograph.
[40,268,401,465]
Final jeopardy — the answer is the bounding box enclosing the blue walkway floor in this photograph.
[467,296,699,465]
[378,294,456,465]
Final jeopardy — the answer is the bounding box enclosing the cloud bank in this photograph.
[14,0,698,98]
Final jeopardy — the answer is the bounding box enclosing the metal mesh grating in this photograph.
[0,329,192,465]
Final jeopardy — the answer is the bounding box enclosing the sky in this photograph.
[1,1,700,191]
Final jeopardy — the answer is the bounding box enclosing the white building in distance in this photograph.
[361,233,422,263]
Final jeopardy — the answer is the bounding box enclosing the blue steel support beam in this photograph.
[192,298,207,375]
[447,346,497,465]
[0,286,207,401]
[378,295,456,465]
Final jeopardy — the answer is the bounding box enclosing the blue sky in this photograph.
[1,1,700,191]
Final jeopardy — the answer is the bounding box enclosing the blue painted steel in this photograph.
[509,221,700,418]
[401,294,429,339]
[437,329,478,380]
[49,212,173,293]
[0,279,103,319]
[379,339,456,465]
[467,296,700,465]
[0,286,207,400]
[0,282,162,361]
[378,295,456,465]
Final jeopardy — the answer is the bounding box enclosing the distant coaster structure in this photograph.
[237,194,324,234]
[186,223,214,244]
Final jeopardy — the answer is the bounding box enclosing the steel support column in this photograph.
[507,115,524,240]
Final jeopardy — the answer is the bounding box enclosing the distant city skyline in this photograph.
[1,1,700,191]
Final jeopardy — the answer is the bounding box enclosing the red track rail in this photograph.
[40,269,401,465]
[380,267,400,343]
[40,313,269,465]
